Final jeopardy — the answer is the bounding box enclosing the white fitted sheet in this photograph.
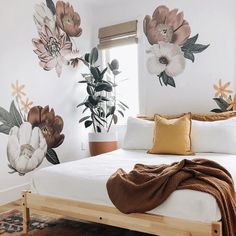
[31,149,236,222]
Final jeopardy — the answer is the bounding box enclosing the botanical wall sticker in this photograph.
[143,5,209,87]
[211,79,236,112]
[32,0,82,77]
[0,81,64,175]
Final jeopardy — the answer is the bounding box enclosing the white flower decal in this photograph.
[7,122,47,175]
[147,42,186,78]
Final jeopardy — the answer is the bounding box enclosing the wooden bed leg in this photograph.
[22,191,30,234]
[211,222,222,236]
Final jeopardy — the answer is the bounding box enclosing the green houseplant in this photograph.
[76,47,128,155]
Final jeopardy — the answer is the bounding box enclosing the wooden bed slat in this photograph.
[22,191,222,236]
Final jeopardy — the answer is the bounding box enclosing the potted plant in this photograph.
[76,47,128,156]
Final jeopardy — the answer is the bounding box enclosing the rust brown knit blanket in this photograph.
[106,159,236,236]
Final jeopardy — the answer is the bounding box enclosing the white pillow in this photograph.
[123,117,154,149]
[191,118,236,154]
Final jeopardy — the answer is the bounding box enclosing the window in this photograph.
[98,20,139,124]
[101,44,139,124]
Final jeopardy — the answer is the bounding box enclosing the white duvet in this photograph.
[31,149,236,223]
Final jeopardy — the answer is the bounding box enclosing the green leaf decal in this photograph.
[213,97,229,111]
[46,0,56,15]
[0,106,14,126]
[46,149,60,165]
[183,34,199,48]
[189,44,210,53]
[161,72,176,87]
[184,52,195,62]
[10,101,23,127]
[0,124,12,134]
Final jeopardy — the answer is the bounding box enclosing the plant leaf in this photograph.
[90,67,100,81]
[119,101,129,109]
[77,102,86,108]
[82,107,89,114]
[79,116,90,123]
[10,101,23,127]
[189,44,210,53]
[118,110,124,117]
[111,59,119,70]
[113,114,118,124]
[0,124,12,134]
[211,108,224,113]
[95,83,113,92]
[213,97,229,111]
[46,0,56,15]
[46,149,60,165]
[97,126,101,133]
[87,86,94,95]
[184,52,195,62]
[84,53,90,63]
[89,47,98,65]
[85,120,93,128]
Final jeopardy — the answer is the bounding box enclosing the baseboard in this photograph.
[0,183,30,206]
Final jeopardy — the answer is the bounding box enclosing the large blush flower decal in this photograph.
[56,1,82,37]
[144,5,191,46]
[144,5,209,88]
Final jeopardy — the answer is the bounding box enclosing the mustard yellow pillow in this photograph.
[148,113,193,155]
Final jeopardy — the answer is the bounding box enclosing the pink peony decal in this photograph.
[32,0,82,78]
[32,25,72,77]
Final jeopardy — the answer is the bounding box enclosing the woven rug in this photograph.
[0,210,152,236]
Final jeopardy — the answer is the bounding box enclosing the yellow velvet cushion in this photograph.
[148,113,193,155]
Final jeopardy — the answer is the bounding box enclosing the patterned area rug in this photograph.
[0,210,152,236]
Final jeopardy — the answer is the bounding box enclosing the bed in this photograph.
[22,149,236,236]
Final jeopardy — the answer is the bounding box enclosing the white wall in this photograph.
[0,0,93,205]
[91,0,236,115]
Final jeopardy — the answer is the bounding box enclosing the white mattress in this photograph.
[31,149,236,223]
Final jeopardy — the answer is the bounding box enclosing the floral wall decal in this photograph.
[144,5,210,87]
[32,0,82,77]
[0,81,64,175]
[211,79,235,113]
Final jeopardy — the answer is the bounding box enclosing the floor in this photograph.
[0,200,60,218]
[0,200,21,213]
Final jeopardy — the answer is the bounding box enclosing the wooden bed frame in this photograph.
[22,191,222,236]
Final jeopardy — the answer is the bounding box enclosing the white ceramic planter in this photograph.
[88,132,118,156]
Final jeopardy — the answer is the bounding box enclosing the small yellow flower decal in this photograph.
[213,79,233,99]
[11,80,26,99]
[20,98,33,113]
[227,94,236,111]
